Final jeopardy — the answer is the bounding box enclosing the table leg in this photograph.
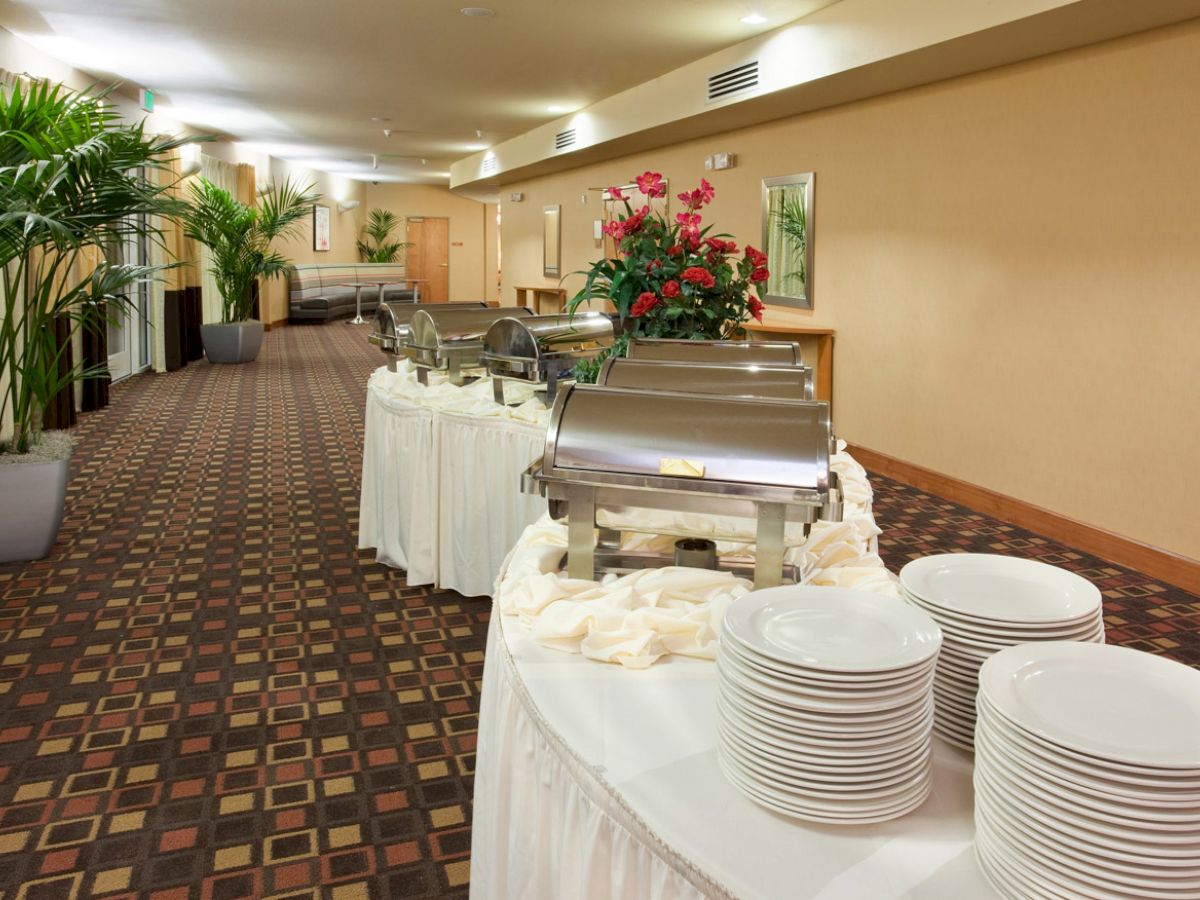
[413,282,421,302]
[348,285,366,325]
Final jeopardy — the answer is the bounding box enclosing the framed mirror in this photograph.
[543,205,561,278]
[592,180,669,258]
[761,173,814,309]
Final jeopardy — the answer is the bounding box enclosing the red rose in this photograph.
[643,258,663,274]
[744,245,768,267]
[682,266,716,289]
[661,280,680,298]
[631,291,660,317]
[622,205,649,234]
[748,297,764,322]
[724,241,738,254]
[608,185,626,201]
[705,237,728,253]
[750,266,770,283]
[666,244,683,256]
[635,171,665,198]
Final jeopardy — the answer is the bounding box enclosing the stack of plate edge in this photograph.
[899,554,1104,751]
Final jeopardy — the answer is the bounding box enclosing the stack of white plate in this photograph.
[974,642,1200,899]
[898,554,1104,750]
[716,586,943,824]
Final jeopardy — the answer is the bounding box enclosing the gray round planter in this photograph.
[201,320,264,364]
[0,455,69,563]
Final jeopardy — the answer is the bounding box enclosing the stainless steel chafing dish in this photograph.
[597,356,814,401]
[523,384,842,588]
[369,301,487,371]
[482,312,616,405]
[400,306,534,385]
[626,337,803,367]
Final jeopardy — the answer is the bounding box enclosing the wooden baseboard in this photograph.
[847,444,1200,594]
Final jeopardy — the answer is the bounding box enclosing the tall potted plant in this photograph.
[566,171,769,381]
[356,208,411,263]
[0,79,188,563]
[182,177,319,364]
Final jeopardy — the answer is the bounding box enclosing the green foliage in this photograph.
[0,78,193,455]
[356,207,412,263]
[773,193,807,288]
[181,177,320,323]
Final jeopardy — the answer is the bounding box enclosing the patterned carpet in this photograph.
[0,321,1196,899]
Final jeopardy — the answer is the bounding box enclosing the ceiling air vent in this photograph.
[481,156,499,175]
[554,128,576,151]
[707,61,759,103]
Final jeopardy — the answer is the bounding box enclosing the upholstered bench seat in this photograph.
[287,263,419,322]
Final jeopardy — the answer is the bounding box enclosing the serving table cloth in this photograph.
[358,364,549,596]
[471,609,992,899]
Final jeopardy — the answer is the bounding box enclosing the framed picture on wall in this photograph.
[761,173,814,309]
[313,204,331,252]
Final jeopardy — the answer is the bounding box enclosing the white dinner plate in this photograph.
[718,680,935,728]
[720,645,934,701]
[723,586,942,673]
[719,726,933,786]
[717,687,934,751]
[974,762,1200,846]
[903,588,1104,636]
[933,725,975,753]
[975,737,1200,825]
[720,635,936,689]
[900,554,1102,624]
[720,632,938,686]
[979,642,1200,769]
[719,655,933,712]
[975,840,1070,900]
[977,698,1200,787]
[719,750,932,820]
[719,727,931,794]
[974,768,1200,862]
[976,809,1200,894]
[718,684,934,738]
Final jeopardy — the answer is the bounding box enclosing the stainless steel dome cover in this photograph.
[597,356,813,401]
[626,337,803,367]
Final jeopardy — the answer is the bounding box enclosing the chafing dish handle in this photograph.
[820,470,843,523]
[520,459,546,497]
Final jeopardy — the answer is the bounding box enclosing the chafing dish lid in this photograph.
[483,311,614,360]
[375,301,486,338]
[597,357,811,400]
[546,384,830,491]
[626,337,802,367]
[408,306,533,350]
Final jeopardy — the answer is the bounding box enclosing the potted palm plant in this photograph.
[356,208,411,263]
[0,79,188,563]
[182,178,320,363]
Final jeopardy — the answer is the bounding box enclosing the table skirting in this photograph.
[358,364,549,596]
[470,608,994,899]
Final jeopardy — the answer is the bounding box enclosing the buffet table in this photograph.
[471,609,992,899]
[358,364,549,596]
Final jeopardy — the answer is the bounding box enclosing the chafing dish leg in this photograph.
[492,378,506,405]
[545,370,558,405]
[754,502,786,589]
[387,358,398,373]
[566,486,596,581]
[449,358,464,386]
[416,367,428,386]
[596,526,621,550]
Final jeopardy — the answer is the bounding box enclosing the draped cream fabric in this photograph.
[196,156,255,323]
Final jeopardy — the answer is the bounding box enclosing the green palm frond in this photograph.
[0,78,196,454]
[357,207,411,263]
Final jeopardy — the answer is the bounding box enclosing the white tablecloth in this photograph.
[471,608,995,900]
[358,364,549,596]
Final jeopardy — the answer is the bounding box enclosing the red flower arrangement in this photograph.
[568,172,769,381]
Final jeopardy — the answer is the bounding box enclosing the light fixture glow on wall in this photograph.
[740,12,767,24]
[337,200,361,213]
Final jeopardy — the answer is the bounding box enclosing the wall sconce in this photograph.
[337,200,361,213]
[178,142,201,177]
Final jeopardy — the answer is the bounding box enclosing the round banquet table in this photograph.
[470,608,995,900]
[358,365,548,596]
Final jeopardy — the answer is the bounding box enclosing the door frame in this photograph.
[406,215,450,303]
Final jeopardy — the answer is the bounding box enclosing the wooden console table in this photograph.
[744,321,835,405]
[514,285,567,314]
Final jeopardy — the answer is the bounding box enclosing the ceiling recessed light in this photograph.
[370,116,391,123]
[547,105,566,113]
[740,12,767,24]
[460,7,494,16]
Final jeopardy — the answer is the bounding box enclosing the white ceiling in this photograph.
[0,0,835,183]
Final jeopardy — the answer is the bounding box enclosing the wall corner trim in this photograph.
[847,444,1200,595]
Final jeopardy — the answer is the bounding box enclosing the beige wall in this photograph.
[364,183,492,302]
[498,20,1200,561]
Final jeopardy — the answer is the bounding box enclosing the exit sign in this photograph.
[139,88,154,112]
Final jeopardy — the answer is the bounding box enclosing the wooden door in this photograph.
[406,217,450,302]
